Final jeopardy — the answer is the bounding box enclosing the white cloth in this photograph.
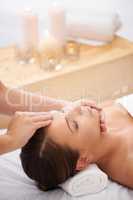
[67,11,122,43]
[60,164,109,197]
[0,148,133,200]
[116,94,133,117]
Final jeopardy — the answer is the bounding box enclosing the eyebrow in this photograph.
[65,116,73,134]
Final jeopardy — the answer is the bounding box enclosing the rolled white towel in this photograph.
[67,11,122,43]
[60,164,109,197]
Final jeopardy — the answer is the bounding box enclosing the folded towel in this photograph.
[60,164,109,197]
[67,11,122,43]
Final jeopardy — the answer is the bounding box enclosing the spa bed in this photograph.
[0,94,133,200]
[0,149,133,200]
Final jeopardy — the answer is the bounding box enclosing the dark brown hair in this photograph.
[20,128,79,191]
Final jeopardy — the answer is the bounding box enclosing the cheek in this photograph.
[80,118,99,136]
[87,120,100,133]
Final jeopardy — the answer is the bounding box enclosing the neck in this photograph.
[89,131,120,164]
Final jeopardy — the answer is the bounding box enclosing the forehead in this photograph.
[46,113,72,146]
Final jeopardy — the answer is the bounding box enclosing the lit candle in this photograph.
[64,40,80,61]
[16,9,39,63]
[39,30,64,70]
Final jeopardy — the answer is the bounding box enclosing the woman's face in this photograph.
[46,105,101,153]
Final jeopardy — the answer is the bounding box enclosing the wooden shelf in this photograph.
[0,36,132,101]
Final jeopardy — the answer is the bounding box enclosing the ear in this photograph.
[76,156,90,171]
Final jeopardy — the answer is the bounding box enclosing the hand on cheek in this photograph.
[84,105,107,134]
[62,99,102,113]
[75,99,102,111]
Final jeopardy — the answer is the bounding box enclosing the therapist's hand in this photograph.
[75,99,107,133]
[73,99,102,111]
[63,99,102,112]
[63,99,107,133]
[7,111,53,150]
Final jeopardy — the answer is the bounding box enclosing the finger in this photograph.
[32,115,53,122]
[80,100,96,106]
[17,111,51,117]
[34,120,52,129]
[90,105,102,111]
[84,105,102,113]
[80,101,102,111]
[87,105,102,112]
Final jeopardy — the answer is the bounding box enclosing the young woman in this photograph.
[21,94,133,191]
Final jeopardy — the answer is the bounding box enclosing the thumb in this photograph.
[35,120,52,130]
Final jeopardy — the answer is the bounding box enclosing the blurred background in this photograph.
[0,0,133,47]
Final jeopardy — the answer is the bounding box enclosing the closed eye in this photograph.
[65,116,78,133]
[65,116,73,133]
[72,120,79,130]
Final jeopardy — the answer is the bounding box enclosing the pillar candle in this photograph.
[21,9,39,49]
[48,3,66,46]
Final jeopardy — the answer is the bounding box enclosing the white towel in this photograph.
[67,11,122,43]
[60,164,109,197]
[116,94,133,117]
